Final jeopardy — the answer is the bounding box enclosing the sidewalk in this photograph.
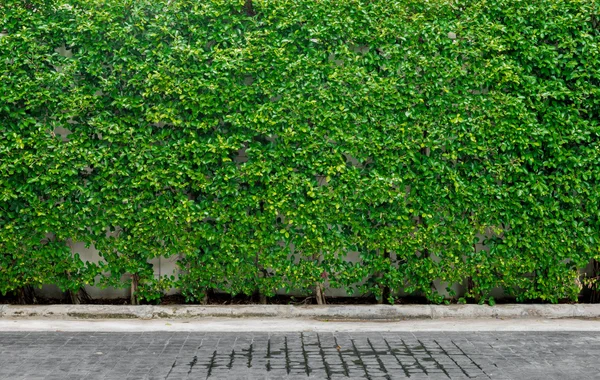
[2,305,599,379]
[1,327,598,379]
[2,317,600,332]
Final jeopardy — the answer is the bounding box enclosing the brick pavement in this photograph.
[0,331,597,379]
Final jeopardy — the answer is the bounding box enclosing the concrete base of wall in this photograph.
[1,304,599,320]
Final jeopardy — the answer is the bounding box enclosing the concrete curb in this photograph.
[1,304,600,320]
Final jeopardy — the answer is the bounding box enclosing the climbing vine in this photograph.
[1,0,599,304]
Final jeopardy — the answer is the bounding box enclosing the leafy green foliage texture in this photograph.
[1,0,599,304]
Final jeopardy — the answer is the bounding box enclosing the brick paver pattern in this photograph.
[0,331,597,380]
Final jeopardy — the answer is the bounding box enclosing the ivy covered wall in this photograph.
[1,0,599,304]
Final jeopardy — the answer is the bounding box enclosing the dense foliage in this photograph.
[1,0,599,304]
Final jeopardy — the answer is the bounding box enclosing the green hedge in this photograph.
[1,0,599,304]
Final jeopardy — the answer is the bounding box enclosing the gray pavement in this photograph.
[1,330,598,380]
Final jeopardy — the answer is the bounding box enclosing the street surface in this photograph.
[1,330,598,380]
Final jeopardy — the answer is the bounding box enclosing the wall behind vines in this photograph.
[1,0,599,304]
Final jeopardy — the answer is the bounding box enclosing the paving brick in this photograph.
[0,331,598,379]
